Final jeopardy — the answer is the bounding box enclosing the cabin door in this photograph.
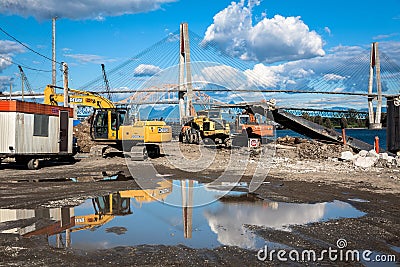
[59,111,69,152]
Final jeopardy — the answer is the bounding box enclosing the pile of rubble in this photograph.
[340,150,398,168]
[277,136,352,160]
[73,119,97,153]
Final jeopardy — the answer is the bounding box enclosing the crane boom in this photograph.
[101,64,112,101]
[18,65,36,102]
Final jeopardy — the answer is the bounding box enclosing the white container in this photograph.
[0,100,75,169]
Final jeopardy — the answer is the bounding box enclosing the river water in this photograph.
[277,128,387,150]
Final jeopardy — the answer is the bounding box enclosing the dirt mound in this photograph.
[277,136,305,145]
[73,118,96,153]
[296,140,352,160]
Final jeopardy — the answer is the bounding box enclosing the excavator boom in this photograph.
[44,85,115,108]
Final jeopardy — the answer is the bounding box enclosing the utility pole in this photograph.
[63,62,69,107]
[367,42,383,129]
[52,17,57,86]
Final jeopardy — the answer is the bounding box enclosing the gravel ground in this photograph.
[0,140,398,266]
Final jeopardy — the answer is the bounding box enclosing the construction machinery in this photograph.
[233,106,275,147]
[179,109,231,147]
[178,106,275,148]
[73,180,173,232]
[44,85,172,159]
[73,193,132,232]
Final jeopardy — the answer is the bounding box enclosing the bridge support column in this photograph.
[178,22,193,124]
[367,42,383,129]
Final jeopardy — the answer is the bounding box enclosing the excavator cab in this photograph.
[93,193,132,216]
[238,114,250,128]
[91,108,127,140]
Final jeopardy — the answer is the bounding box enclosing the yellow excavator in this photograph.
[44,85,172,159]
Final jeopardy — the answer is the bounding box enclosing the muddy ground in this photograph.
[0,139,399,266]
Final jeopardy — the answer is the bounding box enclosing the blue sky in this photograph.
[0,0,399,108]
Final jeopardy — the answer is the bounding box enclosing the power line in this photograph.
[0,54,52,72]
[0,26,63,65]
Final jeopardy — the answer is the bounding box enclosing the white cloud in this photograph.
[0,40,26,73]
[0,75,15,92]
[0,40,25,55]
[133,64,162,77]
[324,27,331,36]
[373,33,399,40]
[204,202,326,249]
[64,53,116,64]
[203,0,325,63]
[0,0,176,20]
[244,63,284,87]
[197,65,242,86]
[0,55,12,72]
[323,73,346,81]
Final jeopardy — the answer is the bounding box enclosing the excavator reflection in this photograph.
[72,193,132,233]
[72,180,173,234]
[0,180,173,248]
[0,179,255,249]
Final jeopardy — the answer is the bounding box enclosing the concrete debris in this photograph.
[340,151,355,161]
[358,150,369,157]
[367,150,379,158]
[339,149,399,169]
[353,156,378,168]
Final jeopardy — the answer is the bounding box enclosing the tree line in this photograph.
[300,112,387,129]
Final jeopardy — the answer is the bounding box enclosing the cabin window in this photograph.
[33,114,49,137]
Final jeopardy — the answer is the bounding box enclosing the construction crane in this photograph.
[101,63,112,101]
[18,65,36,102]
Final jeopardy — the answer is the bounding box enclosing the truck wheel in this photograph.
[192,130,200,144]
[224,138,232,148]
[27,158,40,170]
[190,133,195,144]
[184,129,191,143]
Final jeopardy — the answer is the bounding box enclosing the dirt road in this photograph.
[0,140,398,266]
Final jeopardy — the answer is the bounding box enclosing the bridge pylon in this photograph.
[367,42,383,129]
[178,22,194,124]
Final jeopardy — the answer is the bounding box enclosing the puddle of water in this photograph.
[0,179,366,251]
[390,245,400,253]
[348,198,370,203]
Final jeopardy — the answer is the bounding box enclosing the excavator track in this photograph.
[89,145,108,157]
[128,145,148,161]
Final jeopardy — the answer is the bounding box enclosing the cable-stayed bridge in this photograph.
[2,24,400,126]
[78,25,399,124]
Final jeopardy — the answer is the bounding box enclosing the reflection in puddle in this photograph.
[0,179,366,250]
